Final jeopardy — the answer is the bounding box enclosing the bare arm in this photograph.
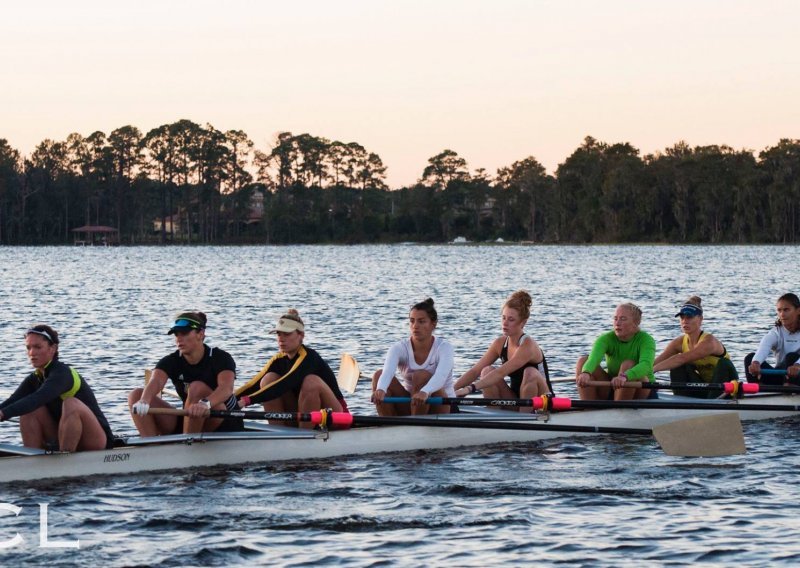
[477,336,541,388]
[140,368,170,403]
[653,334,722,372]
[454,339,502,389]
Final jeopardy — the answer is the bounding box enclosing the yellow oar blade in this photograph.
[337,353,361,394]
[653,413,746,457]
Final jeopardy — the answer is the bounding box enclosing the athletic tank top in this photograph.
[500,335,553,396]
[681,331,729,383]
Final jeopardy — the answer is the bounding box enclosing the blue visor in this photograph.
[675,304,703,317]
[167,318,203,334]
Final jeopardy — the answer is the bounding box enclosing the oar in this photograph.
[331,413,745,458]
[149,407,329,422]
[144,369,181,400]
[384,396,800,412]
[337,353,367,394]
[150,408,745,457]
[586,380,800,396]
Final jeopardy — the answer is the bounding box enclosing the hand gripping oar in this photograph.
[383,396,800,413]
[149,408,745,457]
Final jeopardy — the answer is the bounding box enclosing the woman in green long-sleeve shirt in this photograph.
[575,303,655,401]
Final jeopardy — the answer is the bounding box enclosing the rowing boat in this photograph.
[1,392,798,484]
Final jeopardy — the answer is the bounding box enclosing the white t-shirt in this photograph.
[377,337,456,396]
[753,325,800,364]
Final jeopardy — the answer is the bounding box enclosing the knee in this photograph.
[372,370,382,390]
[186,382,210,402]
[61,397,82,416]
[128,387,144,405]
[521,368,544,385]
[479,366,494,378]
[576,356,588,368]
[300,375,325,395]
[619,360,635,372]
[410,370,432,389]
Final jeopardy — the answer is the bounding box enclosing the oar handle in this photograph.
[146,406,328,423]
[586,380,646,389]
[760,368,788,376]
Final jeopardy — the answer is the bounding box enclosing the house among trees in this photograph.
[72,225,119,246]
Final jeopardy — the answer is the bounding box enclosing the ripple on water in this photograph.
[1,244,800,565]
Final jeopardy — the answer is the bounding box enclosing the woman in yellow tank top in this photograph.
[653,296,739,398]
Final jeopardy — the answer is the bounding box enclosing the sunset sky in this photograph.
[2,0,797,188]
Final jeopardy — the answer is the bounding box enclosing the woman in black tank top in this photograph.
[454,290,553,411]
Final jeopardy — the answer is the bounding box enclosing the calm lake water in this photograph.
[0,244,799,566]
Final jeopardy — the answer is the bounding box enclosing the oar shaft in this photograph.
[147,407,321,422]
[586,380,800,395]
[385,396,800,412]
[348,414,653,435]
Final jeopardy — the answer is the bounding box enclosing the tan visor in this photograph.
[270,318,305,333]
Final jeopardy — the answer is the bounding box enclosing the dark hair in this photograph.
[410,298,437,323]
[775,293,800,327]
[26,324,59,355]
[504,290,532,320]
[176,311,207,328]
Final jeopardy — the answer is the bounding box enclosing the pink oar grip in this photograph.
[331,412,354,427]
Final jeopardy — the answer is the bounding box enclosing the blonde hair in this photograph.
[504,290,532,320]
[618,302,642,324]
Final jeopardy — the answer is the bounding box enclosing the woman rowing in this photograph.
[652,296,738,398]
[372,298,455,416]
[454,290,552,411]
[236,309,347,427]
[0,325,114,451]
[576,302,655,401]
[129,311,243,435]
[744,293,800,385]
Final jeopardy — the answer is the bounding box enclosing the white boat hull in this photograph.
[2,393,798,484]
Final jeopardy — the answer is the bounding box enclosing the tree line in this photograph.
[0,121,798,244]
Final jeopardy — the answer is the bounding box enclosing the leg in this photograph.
[409,370,434,415]
[614,360,649,401]
[128,387,178,436]
[743,352,756,382]
[58,397,108,452]
[710,358,739,398]
[669,364,702,398]
[780,353,800,386]
[19,406,58,449]
[372,370,412,416]
[576,355,610,401]
[479,366,510,399]
[518,367,549,414]
[262,391,299,427]
[183,381,216,434]
[297,374,343,428]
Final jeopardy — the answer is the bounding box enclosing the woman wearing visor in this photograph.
[129,311,242,435]
[0,324,114,451]
[235,309,347,428]
[653,296,738,398]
